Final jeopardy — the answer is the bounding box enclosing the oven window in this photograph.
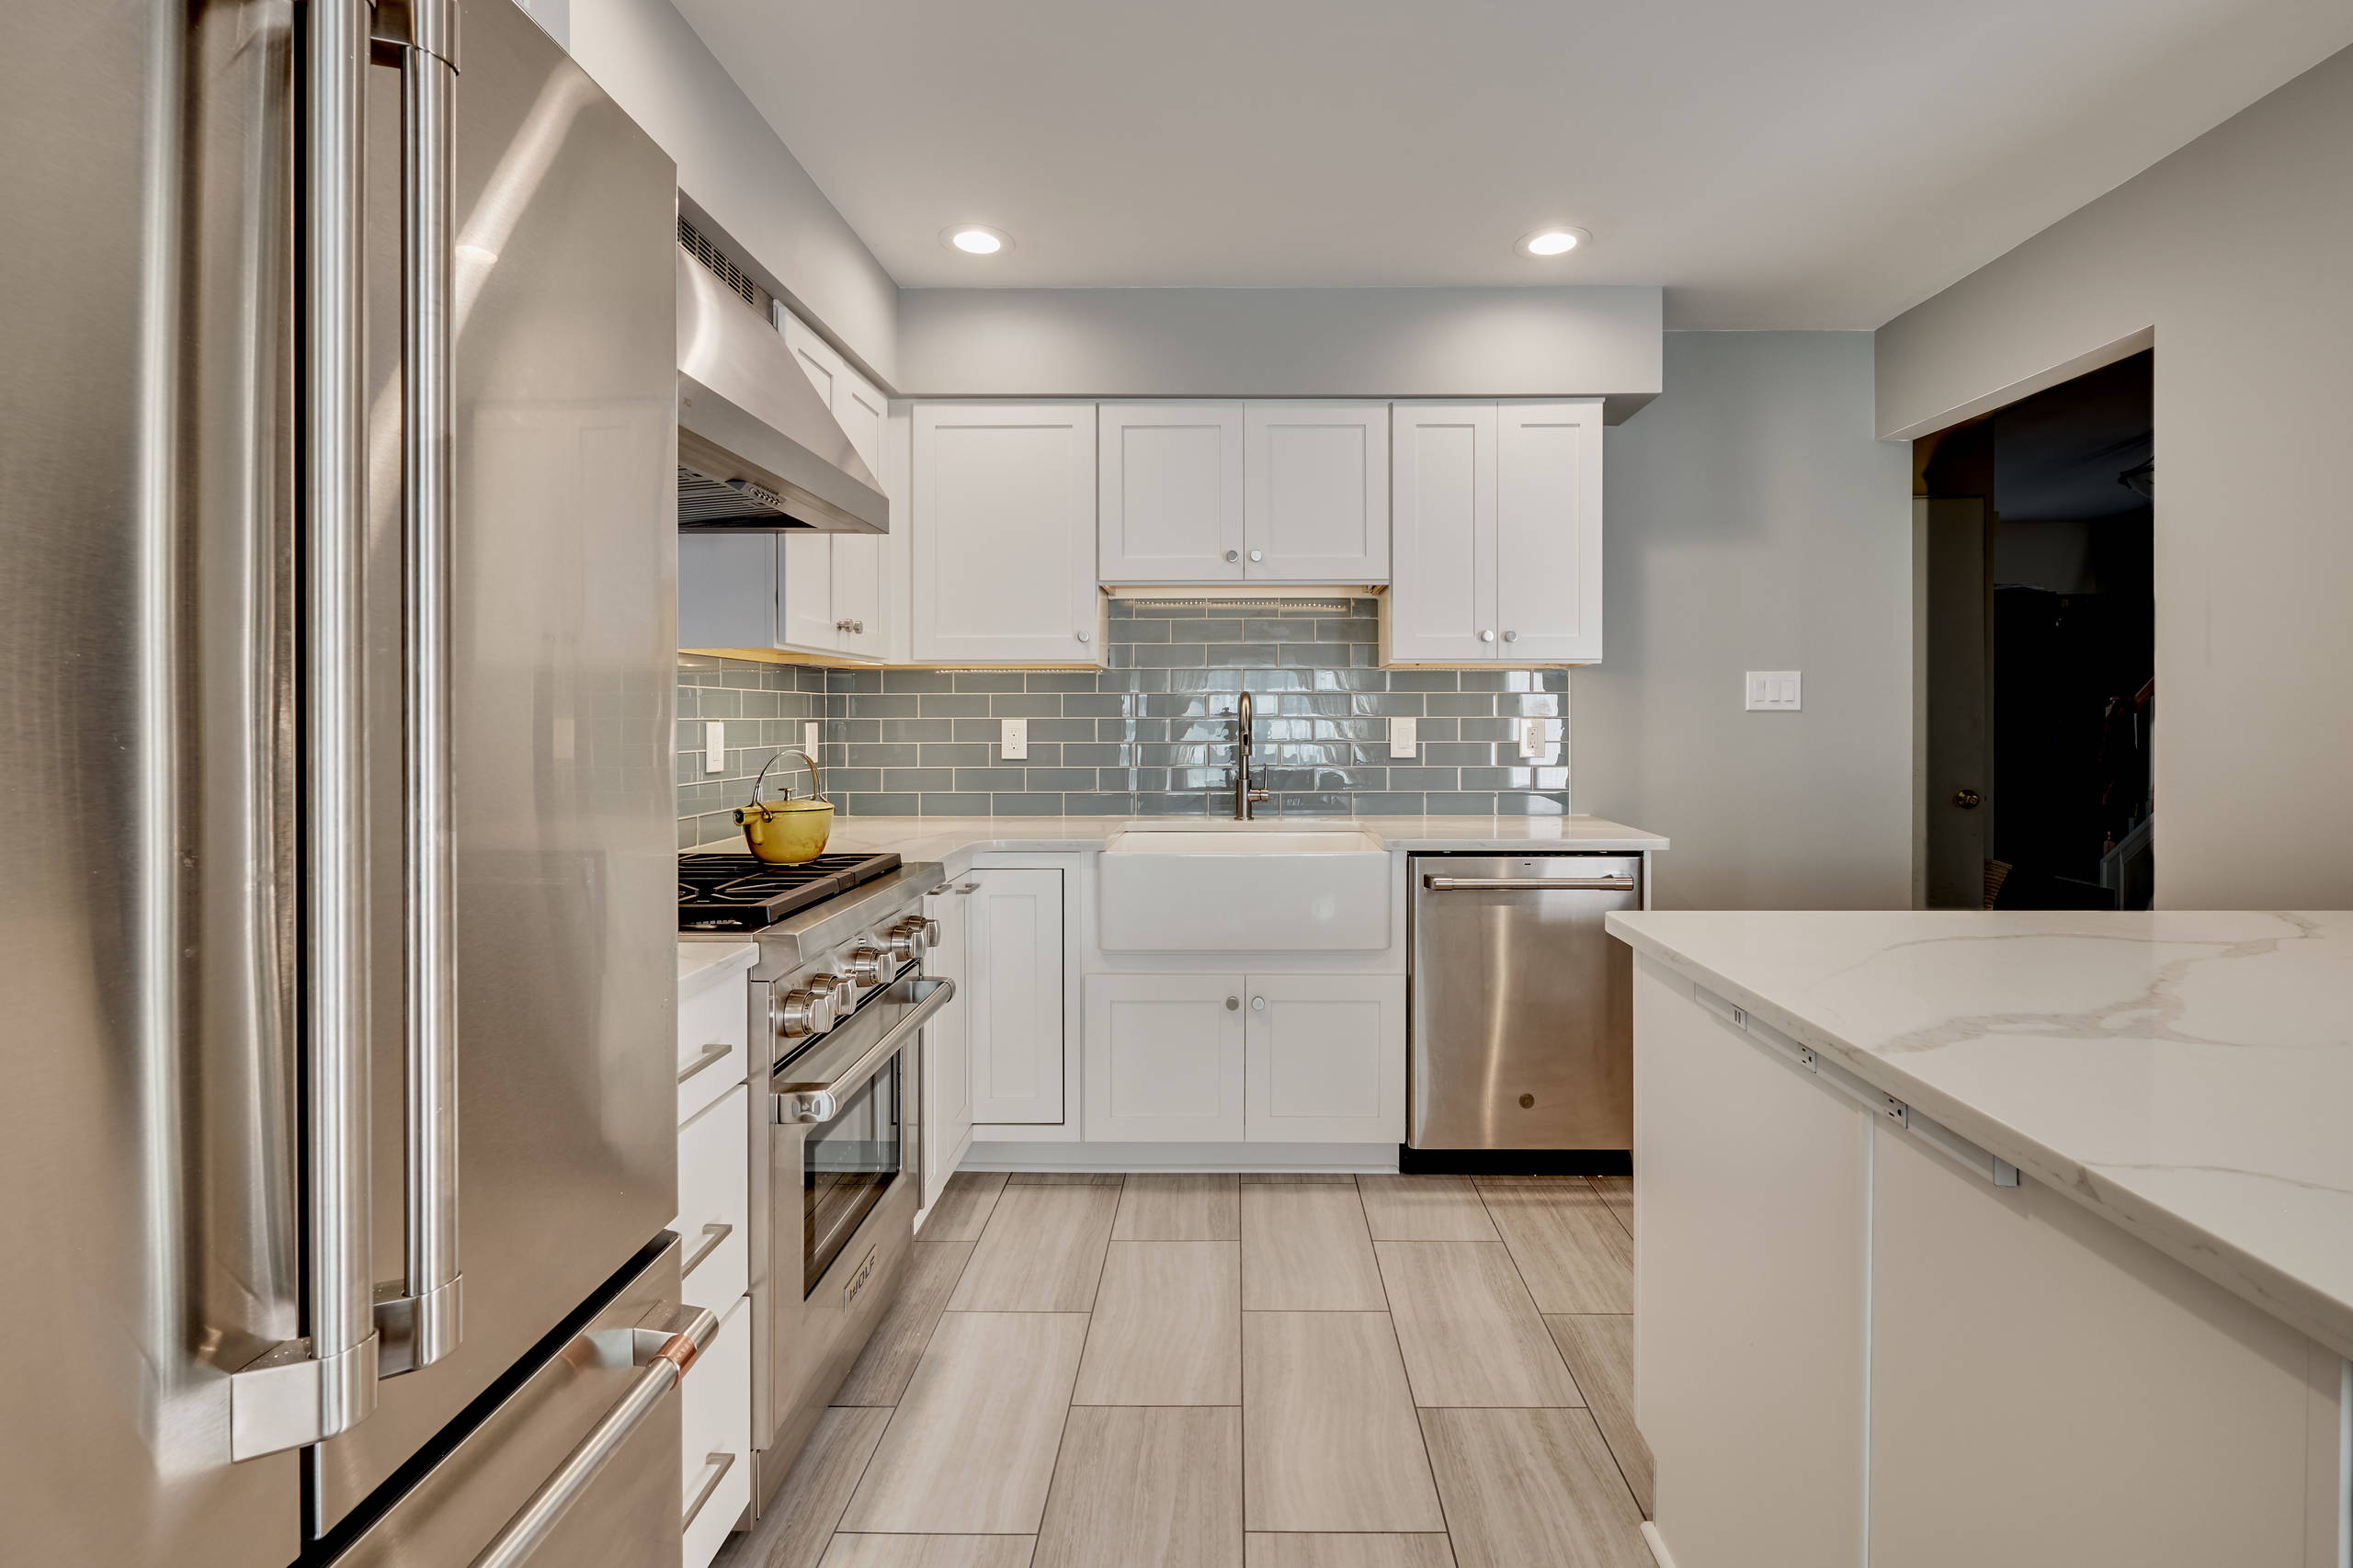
[804,1053,901,1293]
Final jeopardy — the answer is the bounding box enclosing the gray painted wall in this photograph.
[1875,44,2353,909]
[896,287,1661,412]
[1575,332,1914,911]
[570,0,902,384]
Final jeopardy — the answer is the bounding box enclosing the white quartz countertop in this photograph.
[1607,908,2353,1360]
[677,939,757,997]
[691,813,1666,874]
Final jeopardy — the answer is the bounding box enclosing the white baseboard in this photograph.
[959,1140,1398,1174]
[1641,1522,1677,1568]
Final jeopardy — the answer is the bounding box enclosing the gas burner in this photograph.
[677,850,903,932]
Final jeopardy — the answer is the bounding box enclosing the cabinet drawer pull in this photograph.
[677,1040,733,1085]
[682,1450,737,1530]
[680,1222,733,1279]
[1422,874,1635,892]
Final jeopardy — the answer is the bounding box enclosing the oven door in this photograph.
[758,977,954,1503]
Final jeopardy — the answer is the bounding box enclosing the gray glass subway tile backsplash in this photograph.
[675,597,1566,839]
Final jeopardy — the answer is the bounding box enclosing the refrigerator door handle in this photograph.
[469,1304,721,1568]
[235,0,384,1458]
[372,0,465,1380]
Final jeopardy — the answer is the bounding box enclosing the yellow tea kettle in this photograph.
[733,750,834,865]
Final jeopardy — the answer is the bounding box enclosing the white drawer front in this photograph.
[676,1084,748,1312]
[677,979,751,1123]
[681,1294,752,1568]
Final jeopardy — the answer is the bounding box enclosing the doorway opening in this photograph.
[1915,348,2154,910]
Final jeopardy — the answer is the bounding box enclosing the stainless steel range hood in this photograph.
[676,248,888,533]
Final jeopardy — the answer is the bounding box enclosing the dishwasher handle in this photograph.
[1421,874,1636,892]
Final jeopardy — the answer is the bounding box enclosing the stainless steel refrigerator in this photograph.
[2,1,696,1564]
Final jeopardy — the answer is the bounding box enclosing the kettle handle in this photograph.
[743,748,827,822]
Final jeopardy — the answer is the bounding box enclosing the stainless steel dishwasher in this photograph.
[1406,853,1643,1165]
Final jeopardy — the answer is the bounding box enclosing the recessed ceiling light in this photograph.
[942,224,1011,256]
[1517,227,1591,258]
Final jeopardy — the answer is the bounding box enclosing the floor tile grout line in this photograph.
[1360,1176,1458,1558]
[1025,1174,1120,1562]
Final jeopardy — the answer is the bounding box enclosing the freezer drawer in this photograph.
[324,1240,704,1568]
[1408,854,1640,1151]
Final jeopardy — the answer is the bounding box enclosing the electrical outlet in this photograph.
[1000,718,1028,760]
[1518,716,1546,759]
[1389,716,1417,758]
[703,721,725,774]
[1745,671,1802,711]
[803,721,821,757]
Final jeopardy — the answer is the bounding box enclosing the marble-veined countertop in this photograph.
[1608,908,2353,1359]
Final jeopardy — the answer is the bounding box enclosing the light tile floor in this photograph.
[714,1172,1651,1568]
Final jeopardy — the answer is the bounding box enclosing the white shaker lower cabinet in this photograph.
[1867,1124,2339,1568]
[1388,400,1602,664]
[679,1294,752,1568]
[1241,974,1404,1142]
[1084,974,1248,1141]
[911,403,1102,664]
[919,877,977,1215]
[1097,403,1246,583]
[675,945,756,1568]
[1631,957,1870,1568]
[968,868,1069,1124]
[1242,402,1390,582]
[1079,971,1402,1142]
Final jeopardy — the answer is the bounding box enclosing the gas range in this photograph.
[677,847,957,1507]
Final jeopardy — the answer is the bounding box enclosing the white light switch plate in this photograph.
[1518,716,1547,759]
[803,721,822,757]
[1389,717,1417,758]
[1000,718,1029,760]
[703,721,725,774]
[1745,671,1802,711]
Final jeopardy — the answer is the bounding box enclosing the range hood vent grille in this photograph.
[677,468,797,527]
[677,217,769,317]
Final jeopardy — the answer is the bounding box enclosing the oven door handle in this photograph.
[772,977,954,1124]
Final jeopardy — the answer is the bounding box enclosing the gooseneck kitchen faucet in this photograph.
[1233,692,1270,819]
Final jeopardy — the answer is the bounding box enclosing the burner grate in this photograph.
[676,850,903,932]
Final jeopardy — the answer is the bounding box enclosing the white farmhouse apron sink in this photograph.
[1097,824,1392,950]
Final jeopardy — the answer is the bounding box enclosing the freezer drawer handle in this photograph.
[470,1303,720,1568]
[1421,874,1636,892]
[682,1451,738,1530]
[773,977,956,1124]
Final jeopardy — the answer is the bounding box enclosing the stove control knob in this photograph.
[916,917,943,947]
[774,986,835,1039]
[885,920,927,961]
[844,945,891,984]
[808,972,855,1012]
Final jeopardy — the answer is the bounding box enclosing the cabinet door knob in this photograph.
[1248,549,1263,562]
[1225,995,1240,1010]
[1250,995,1266,1012]
[1075,630,1091,643]
[1480,629,1495,642]
[1502,630,1518,642]
[1224,550,1239,563]
[852,620,864,634]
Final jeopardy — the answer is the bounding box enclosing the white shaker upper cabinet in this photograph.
[776,309,891,660]
[1388,399,1602,664]
[1097,403,1245,583]
[1495,401,1603,663]
[912,403,1102,665]
[1243,402,1391,582]
[1388,403,1497,664]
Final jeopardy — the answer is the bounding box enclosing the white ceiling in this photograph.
[670,0,2353,328]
